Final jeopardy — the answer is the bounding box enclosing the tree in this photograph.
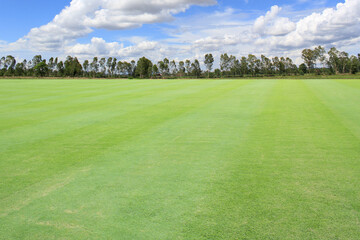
[254,58,261,76]
[278,57,285,74]
[261,55,272,75]
[191,59,201,78]
[299,63,307,75]
[106,57,113,76]
[15,61,26,76]
[0,56,5,70]
[214,68,221,78]
[328,47,340,74]
[4,55,15,68]
[111,58,117,77]
[302,49,316,71]
[57,61,65,77]
[158,59,169,77]
[240,57,248,75]
[83,60,90,76]
[314,46,327,69]
[247,54,258,76]
[116,61,122,76]
[220,53,231,76]
[170,60,177,76]
[178,61,185,77]
[123,61,133,77]
[285,58,297,75]
[117,61,129,77]
[230,58,241,76]
[339,51,349,73]
[130,60,136,77]
[185,60,191,76]
[90,57,99,77]
[64,56,82,77]
[350,55,359,74]
[33,62,49,77]
[136,57,153,78]
[54,57,58,69]
[204,53,214,78]
[4,55,16,76]
[3,45,357,78]
[152,64,159,77]
[31,55,43,68]
[99,58,106,76]
[48,57,56,75]
[163,58,170,76]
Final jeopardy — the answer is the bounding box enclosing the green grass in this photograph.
[0,79,359,239]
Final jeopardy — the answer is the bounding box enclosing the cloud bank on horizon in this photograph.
[1,0,360,62]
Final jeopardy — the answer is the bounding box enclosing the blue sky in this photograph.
[0,0,340,42]
[0,0,359,63]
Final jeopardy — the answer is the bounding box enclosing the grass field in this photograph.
[0,79,360,239]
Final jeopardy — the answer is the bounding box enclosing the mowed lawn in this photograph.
[0,79,360,239]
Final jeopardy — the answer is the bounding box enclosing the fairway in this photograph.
[1,79,360,239]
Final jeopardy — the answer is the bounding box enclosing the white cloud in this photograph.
[65,37,161,60]
[0,40,7,48]
[65,38,123,56]
[8,0,216,52]
[255,0,360,49]
[108,0,360,61]
[85,0,216,29]
[1,0,360,64]
[253,6,296,36]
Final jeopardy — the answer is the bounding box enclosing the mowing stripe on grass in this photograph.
[0,80,251,202]
[182,80,360,239]
[0,79,359,239]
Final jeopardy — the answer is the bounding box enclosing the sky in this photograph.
[0,0,359,65]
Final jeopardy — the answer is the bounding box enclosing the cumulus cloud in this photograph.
[2,0,360,63]
[255,0,360,49]
[65,37,159,59]
[66,0,360,61]
[85,0,217,29]
[10,0,216,52]
[253,6,296,36]
[0,40,7,48]
[65,38,123,56]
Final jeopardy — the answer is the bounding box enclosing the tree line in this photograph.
[0,46,359,78]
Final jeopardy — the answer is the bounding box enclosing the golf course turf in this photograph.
[0,79,359,239]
